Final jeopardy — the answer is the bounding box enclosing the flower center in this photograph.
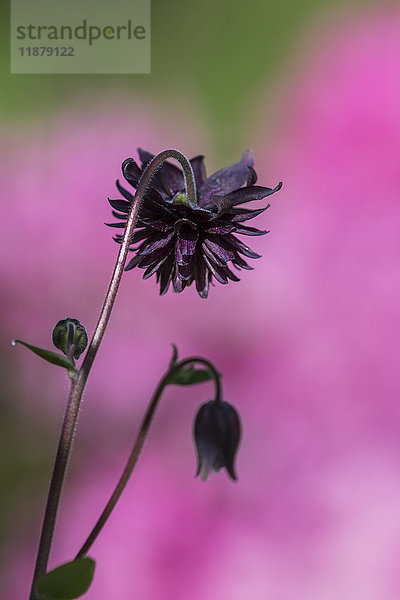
[172,192,191,206]
[174,218,198,233]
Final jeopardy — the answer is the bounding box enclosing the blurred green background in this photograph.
[1,0,369,154]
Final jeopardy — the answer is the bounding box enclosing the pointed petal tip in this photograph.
[246,166,258,186]
[200,463,210,481]
[241,149,255,167]
[121,158,134,172]
[226,463,238,481]
[104,221,125,228]
[138,148,154,164]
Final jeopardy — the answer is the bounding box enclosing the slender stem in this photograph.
[29,372,79,600]
[29,150,196,600]
[76,357,221,558]
[79,149,196,386]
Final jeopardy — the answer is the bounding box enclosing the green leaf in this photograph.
[12,339,75,371]
[35,557,95,600]
[168,366,215,386]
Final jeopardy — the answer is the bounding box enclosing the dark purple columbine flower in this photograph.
[193,400,241,481]
[107,149,282,298]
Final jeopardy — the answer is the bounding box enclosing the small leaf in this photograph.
[168,366,215,386]
[12,340,75,371]
[35,557,95,600]
[169,344,179,368]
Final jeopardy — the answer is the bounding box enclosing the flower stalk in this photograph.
[29,150,196,600]
[76,357,221,559]
[27,146,273,599]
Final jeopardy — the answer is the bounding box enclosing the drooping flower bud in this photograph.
[193,400,241,481]
[52,318,88,360]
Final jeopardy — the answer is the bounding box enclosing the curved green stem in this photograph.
[29,150,196,600]
[76,357,221,559]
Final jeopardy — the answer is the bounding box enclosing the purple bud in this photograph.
[193,400,241,481]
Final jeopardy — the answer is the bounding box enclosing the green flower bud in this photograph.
[52,318,88,360]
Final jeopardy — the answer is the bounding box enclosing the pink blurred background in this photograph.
[1,4,400,599]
